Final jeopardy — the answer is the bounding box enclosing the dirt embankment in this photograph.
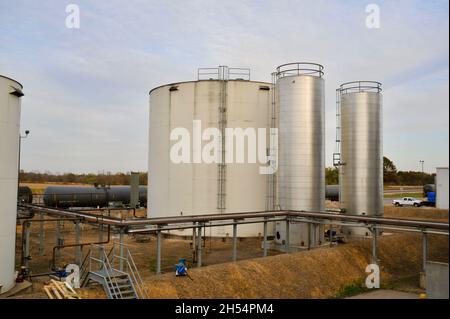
[142,233,448,299]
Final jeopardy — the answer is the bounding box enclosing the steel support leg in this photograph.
[192,225,197,262]
[285,218,290,252]
[119,228,124,271]
[55,220,62,257]
[39,212,45,256]
[372,227,378,264]
[329,224,333,247]
[156,228,162,274]
[307,223,311,250]
[24,222,31,269]
[75,221,81,265]
[263,219,268,257]
[422,232,428,272]
[98,224,104,261]
[197,225,202,267]
[232,223,237,262]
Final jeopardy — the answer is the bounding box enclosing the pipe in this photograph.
[263,218,268,257]
[156,227,162,274]
[51,224,111,270]
[22,204,448,231]
[232,223,237,262]
[20,217,80,269]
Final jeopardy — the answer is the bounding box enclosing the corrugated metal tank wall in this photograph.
[148,80,272,237]
[274,63,326,247]
[0,75,23,293]
[339,82,383,236]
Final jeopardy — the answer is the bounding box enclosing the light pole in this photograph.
[420,160,424,173]
[18,130,30,196]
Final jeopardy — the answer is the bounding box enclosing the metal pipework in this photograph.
[232,222,238,262]
[21,204,449,232]
[156,226,162,274]
[51,224,111,271]
[20,217,80,269]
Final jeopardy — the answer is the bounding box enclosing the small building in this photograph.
[436,167,449,210]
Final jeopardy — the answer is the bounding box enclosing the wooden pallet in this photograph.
[43,279,82,299]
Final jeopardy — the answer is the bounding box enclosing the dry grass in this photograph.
[142,233,448,299]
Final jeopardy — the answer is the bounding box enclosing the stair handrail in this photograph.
[79,248,91,284]
[125,248,148,298]
[90,243,123,299]
[110,242,149,299]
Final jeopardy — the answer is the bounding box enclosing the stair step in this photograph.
[110,285,133,290]
[108,280,130,285]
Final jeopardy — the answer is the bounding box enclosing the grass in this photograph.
[334,274,422,299]
[333,278,369,298]
[384,193,424,199]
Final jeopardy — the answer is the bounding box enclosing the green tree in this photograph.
[326,167,339,185]
[383,156,398,184]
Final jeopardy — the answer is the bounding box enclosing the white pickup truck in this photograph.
[392,197,422,207]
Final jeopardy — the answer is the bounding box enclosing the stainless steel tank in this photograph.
[275,63,325,247]
[0,75,23,293]
[338,81,383,236]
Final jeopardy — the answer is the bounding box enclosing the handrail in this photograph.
[126,249,148,298]
[89,243,123,299]
[276,62,324,78]
[339,81,382,94]
[110,242,149,299]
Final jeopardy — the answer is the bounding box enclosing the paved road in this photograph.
[347,289,418,299]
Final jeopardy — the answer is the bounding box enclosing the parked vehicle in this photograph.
[423,184,436,197]
[421,191,436,207]
[392,197,422,207]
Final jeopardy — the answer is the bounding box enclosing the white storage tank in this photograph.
[338,81,383,237]
[148,67,272,237]
[0,75,24,293]
[435,167,449,210]
[274,63,326,247]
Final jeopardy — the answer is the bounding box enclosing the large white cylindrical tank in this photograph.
[274,63,326,247]
[148,79,272,237]
[338,81,383,237]
[0,75,23,293]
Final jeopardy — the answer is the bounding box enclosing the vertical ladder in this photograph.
[217,66,228,212]
[266,72,278,211]
[333,89,342,167]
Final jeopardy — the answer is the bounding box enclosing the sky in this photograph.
[0,0,448,174]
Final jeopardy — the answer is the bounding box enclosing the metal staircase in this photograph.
[80,242,148,299]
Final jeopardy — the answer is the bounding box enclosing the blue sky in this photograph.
[0,0,448,174]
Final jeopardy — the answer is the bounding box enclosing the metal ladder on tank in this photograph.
[333,88,342,168]
[266,72,278,211]
[217,66,228,212]
[333,88,345,210]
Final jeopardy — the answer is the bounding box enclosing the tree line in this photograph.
[325,156,435,185]
[19,171,148,185]
[20,156,435,187]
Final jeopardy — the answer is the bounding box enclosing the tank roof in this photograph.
[0,74,23,89]
[149,79,271,95]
